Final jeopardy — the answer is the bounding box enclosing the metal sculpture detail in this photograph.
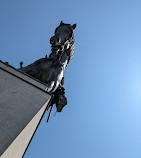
[19,21,76,118]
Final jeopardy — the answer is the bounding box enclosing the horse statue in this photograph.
[19,21,76,116]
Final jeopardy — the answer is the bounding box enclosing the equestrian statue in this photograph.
[19,21,76,122]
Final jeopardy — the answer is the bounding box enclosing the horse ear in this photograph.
[72,24,76,30]
[60,21,64,25]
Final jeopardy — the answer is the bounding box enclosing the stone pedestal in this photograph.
[0,61,53,158]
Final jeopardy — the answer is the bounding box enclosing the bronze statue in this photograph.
[19,21,76,120]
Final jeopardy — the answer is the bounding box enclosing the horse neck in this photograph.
[59,50,69,70]
[60,46,74,70]
[49,39,74,69]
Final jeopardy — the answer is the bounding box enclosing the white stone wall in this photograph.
[0,61,53,158]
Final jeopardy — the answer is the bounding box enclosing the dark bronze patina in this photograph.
[19,21,76,119]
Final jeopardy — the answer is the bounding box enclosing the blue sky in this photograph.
[1,0,141,158]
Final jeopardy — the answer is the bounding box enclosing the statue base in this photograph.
[0,61,53,158]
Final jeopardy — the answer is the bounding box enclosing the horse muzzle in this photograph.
[50,36,61,44]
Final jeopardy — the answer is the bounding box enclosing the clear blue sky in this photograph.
[1,0,141,158]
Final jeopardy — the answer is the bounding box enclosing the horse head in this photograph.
[49,21,76,64]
